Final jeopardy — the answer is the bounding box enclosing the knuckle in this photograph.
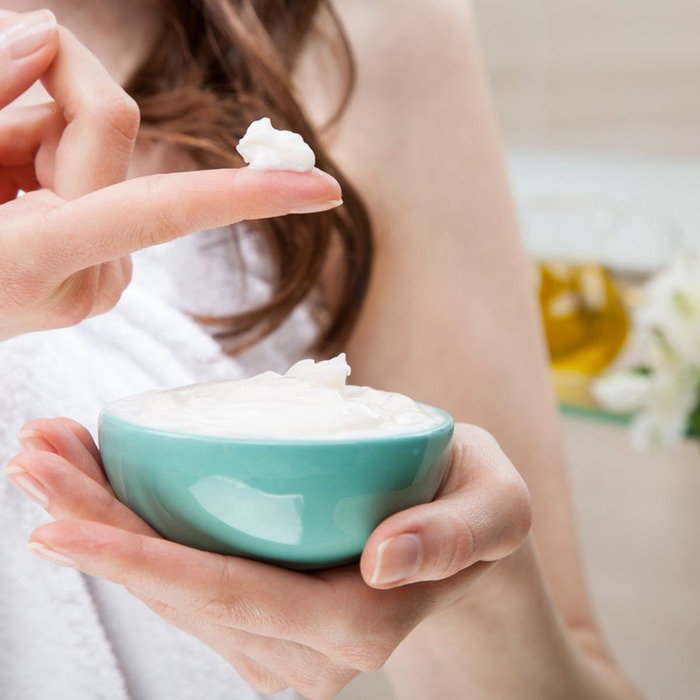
[103,490,131,520]
[333,636,392,673]
[346,645,389,673]
[51,276,97,327]
[233,658,287,696]
[55,293,93,327]
[120,256,134,285]
[192,564,276,632]
[454,423,500,450]
[451,524,477,574]
[57,417,95,444]
[90,262,130,316]
[91,90,141,144]
[140,594,178,619]
[138,176,182,248]
[490,460,532,549]
[446,425,502,490]
[195,594,264,630]
[290,663,356,700]
[431,513,477,580]
[506,476,533,545]
[92,287,123,315]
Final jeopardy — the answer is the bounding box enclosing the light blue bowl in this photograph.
[98,406,453,569]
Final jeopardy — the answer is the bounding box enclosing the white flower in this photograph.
[593,364,698,449]
[592,251,700,449]
[636,253,700,366]
[591,371,651,413]
[626,364,700,449]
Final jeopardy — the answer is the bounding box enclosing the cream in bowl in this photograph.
[99,355,454,569]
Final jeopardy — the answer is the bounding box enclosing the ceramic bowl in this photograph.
[98,406,453,569]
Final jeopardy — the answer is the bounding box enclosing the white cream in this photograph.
[236,117,315,172]
[105,355,445,440]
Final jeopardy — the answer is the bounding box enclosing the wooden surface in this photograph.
[472,0,700,155]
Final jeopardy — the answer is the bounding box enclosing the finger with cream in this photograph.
[104,354,445,440]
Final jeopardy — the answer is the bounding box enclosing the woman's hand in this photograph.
[5,418,530,699]
[0,11,341,341]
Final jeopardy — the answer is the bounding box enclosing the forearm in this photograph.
[325,2,636,695]
[384,539,640,700]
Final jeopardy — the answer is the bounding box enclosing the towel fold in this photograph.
[0,230,306,700]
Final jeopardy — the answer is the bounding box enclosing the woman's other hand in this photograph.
[0,11,341,341]
[5,418,530,699]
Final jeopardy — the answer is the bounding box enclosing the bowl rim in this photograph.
[98,403,454,447]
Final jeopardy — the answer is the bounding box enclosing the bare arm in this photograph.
[310,1,638,696]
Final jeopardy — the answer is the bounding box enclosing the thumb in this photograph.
[360,426,532,589]
[0,10,59,107]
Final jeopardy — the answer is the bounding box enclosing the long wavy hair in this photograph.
[124,0,373,355]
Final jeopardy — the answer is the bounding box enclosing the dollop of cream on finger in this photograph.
[236,117,315,172]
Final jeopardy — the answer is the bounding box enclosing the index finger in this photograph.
[28,166,342,274]
[39,26,140,198]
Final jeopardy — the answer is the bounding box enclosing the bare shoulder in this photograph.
[299,0,481,134]
[330,0,476,65]
[304,0,494,231]
[330,0,480,115]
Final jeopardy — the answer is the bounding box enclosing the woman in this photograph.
[0,2,638,699]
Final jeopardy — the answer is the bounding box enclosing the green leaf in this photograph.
[686,389,700,439]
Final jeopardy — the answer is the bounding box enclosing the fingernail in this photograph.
[370,534,423,586]
[0,9,57,60]
[4,465,49,507]
[310,167,341,184]
[288,198,343,215]
[28,542,76,568]
[17,429,54,452]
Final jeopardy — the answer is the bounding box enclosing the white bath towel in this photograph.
[0,228,313,700]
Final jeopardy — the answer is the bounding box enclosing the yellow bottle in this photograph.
[535,261,629,406]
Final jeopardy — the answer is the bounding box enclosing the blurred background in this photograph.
[459,2,700,698]
[474,0,700,155]
[331,3,700,699]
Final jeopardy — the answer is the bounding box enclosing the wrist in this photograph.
[384,538,639,700]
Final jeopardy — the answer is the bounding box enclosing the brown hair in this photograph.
[124,0,373,355]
